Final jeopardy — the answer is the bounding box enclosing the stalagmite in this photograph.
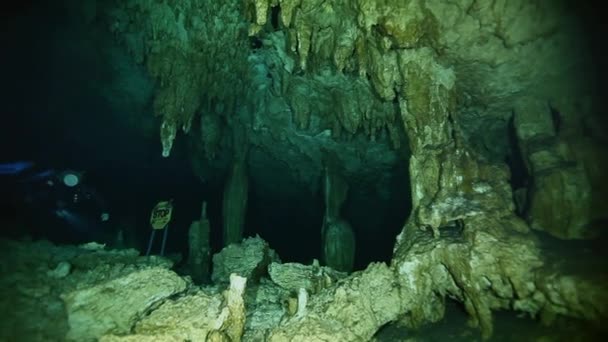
[295,287,308,318]
[222,128,250,246]
[228,275,248,339]
[216,274,247,342]
[322,218,355,273]
[321,153,355,272]
[188,201,212,283]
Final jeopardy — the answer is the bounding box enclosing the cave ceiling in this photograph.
[98,0,606,238]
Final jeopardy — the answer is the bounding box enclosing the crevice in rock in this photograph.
[549,106,562,134]
[505,113,529,217]
[270,5,280,31]
[250,36,263,50]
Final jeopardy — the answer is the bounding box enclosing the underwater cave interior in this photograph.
[0,0,607,341]
[0,0,411,270]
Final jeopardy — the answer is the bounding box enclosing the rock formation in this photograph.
[1,0,607,341]
[187,201,212,283]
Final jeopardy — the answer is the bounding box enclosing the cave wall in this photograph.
[1,1,607,339]
[240,0,607,240]
[98,0,607,250]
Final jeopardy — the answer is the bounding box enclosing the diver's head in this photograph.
[58,170,83,187]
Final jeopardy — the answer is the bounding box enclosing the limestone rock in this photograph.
[88,2,608,340]
[0,239,175,342]
[101,289,224,341]
[397,47,456,153]
[222,274,248,341]
[392,214,608,340]
[569,137,608,229]
[187,202,212,284]
[411,145,519,237]
[321,218,356,272]
[236,0,603,200]
[200,111,223,160]
[513,99,599,239]
[268,263,402,341]
[222,151,250,246]
[62,268,188,341]
[105,0,250,156]
[527,165,592,239]
[47,261,72,279]
[101,275,249,342]
[102,0,608,254]
[212,236,280,284]
[320,158,356,273]
[243,279,289,341]
[534,272,608,325]
[268,262,346,294]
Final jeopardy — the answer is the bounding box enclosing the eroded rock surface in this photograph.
[0,239,174,342]
[268,261,346,294]
[392,215,608,339]
[212,236,281,284]
[1,228,607,342]
[63,268,188,341]
[2,1,607,341]
[102,0,606,241]
[268,262,402,341]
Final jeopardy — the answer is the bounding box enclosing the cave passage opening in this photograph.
[243,150,412,271]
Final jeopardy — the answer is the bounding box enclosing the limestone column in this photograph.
[222,128,249,246]
[188,201,211,283]
[321,154,355,272]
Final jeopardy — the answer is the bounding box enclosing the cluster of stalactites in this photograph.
[107,0,249,157]
[243,0,451,148]
[242,1,531,241]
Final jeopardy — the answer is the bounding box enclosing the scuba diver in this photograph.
[0,161,110,241]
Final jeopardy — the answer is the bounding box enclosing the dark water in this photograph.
[376,300,606,342]
[375,230,608,342]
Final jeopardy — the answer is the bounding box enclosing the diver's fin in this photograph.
[0,161,34,175]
